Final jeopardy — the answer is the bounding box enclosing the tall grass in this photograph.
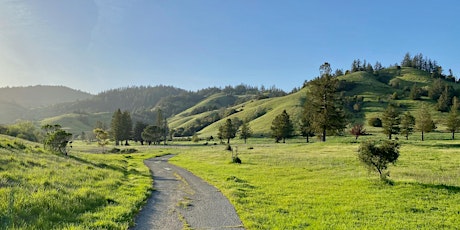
[0,136,167,229]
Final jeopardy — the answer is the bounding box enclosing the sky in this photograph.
[1,0,460,94]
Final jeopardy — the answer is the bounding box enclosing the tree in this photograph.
[436,86,453,112]
[305,62,346,142]
[299,113,315,143]
[446,97,460,140]
[400,112,415,140]
[218,119,238,144]
[42,124,72,155]
[415,105,436,141]
[111,109,123,146]
[428,78,446,100]
[270,110,294,143]
[350,123,366,140]
[409,84,421,100]
[156,109,169,145]
[142,125,162,145]
[381,104,400,140]
[93,128,109,153]
[239,121,252,144]
[358,140,400,180]
[121,111,132,145]
[401,52,412,67]
[133,121,148,145]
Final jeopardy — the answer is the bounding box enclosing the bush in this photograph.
[368,117,382,127]
[358,140,400,180]
[232,156,242,164]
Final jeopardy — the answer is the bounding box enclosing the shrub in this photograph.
[358,140,400,180]
[368,117,382,127]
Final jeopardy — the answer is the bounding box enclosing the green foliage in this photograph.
[93,128,109,152]
[41,124,72,155]
[133,121,148,145]
[239,121,252,144]
[415,105,436,141]
[142,125,163,145]
[270,110,294,143]
[381,104,400,139]
[428,78,446,100]
[368,117,382,127]
[409,84,421,100]
[436,86,453,112]
[400,112,415,140]
[358,140,400,180]
[218,119,239,144]
[305,63,346,141]
[445,97,460,140]
[5,121,39,142]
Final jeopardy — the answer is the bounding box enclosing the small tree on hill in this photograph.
[400,111,415,140]
[381,104,400,140]
[239,121,252,144]
[218,119,238,144]
[358,140,400,180]
[42,124,72,155]
[271,110,294,143]
[446,97,460,140]
[415,105,436,141]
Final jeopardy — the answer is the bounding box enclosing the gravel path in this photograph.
[131,155,245,230]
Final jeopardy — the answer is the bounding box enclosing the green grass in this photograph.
[0,136,170,229]
[170,136,460,229]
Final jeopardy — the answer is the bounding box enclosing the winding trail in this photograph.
[131,155,245,230]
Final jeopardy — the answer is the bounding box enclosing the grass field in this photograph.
[170,135,460,229]
[2,132,460,229]
[0,136,172,229]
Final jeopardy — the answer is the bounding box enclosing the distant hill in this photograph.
[0,85,93,124]
[0,85,93,108]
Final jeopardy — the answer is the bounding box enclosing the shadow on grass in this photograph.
[398,181,460,194]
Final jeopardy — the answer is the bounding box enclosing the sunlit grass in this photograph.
[0,136,169,229]
[170,137,460,229]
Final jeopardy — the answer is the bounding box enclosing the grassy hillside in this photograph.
[0,135,166,229]
[171,136,460,229]
[170,67,459,138]
[40,112,112,135]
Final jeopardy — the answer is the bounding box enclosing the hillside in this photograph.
[0,134,163,229]
[169,66,460,138]
[0,85,93,108]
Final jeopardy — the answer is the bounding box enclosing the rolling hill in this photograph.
[2,66,459,139]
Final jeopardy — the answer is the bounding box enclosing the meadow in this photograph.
[170,134,460,229]
[1,132,460,229]
[0,135,173,229]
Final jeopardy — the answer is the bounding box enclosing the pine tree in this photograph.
[299,111,315,143]
[400,111,415,140]
[437,86,452,112]
[133,121,148,145]
[305,62,346,142]
[446,97,460,140]
[416,105,436,141]
[270,110,294,143]
[381,104,400,140]
[111,109,123,145]
[121,111,132,145]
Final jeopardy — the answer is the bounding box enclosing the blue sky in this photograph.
[1,0,459,94]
